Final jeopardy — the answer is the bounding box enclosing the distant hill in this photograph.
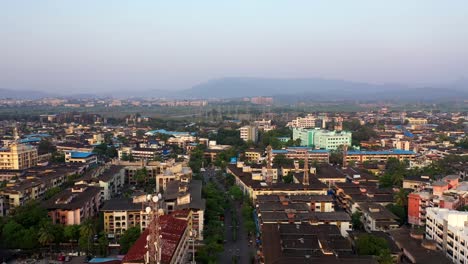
[177,77,468,101]
[0,88,52,99]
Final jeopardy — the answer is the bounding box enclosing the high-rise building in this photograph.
[240,125,258,143]
[426,208,468,262]
[0,143,38,170]
[292,128,352,150]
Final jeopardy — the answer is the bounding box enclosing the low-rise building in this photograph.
[65,151,97,165]
[345,149,416,163]
[0,143,38,170]
[356,202,399,232]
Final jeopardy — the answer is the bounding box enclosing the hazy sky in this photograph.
[1,0,468,93]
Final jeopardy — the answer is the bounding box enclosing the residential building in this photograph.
[163,179,205,241]
[101,198,149,238]
[345,149,416,163]
[356,202,399,232]
[292,128,352,150]
[122,215,189,264]
[287,114,317,128]
[76,165,125,200]
[271,148,330,163]
[65,151,97,165]
[0,143,38,170]
[244,149,263,163]
[44,185,101,225]
[240,125,258,143]
[426,208,468,263]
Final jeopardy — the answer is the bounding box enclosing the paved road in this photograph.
[203,169,254,264]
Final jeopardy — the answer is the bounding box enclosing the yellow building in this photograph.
[0,144,38,170]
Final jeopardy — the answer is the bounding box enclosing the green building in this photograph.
[292,128,352,150]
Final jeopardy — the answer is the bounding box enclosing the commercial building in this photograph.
[240,125,258,143]
[426,208,468,263]
[292,128,352,150]
[0,143,38,170]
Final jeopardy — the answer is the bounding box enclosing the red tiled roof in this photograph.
[122,215,188,264]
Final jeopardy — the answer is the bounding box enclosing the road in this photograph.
[203,168,254,264]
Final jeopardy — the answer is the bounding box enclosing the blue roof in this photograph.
[24,133,51,138]
[19,137,41,143]
[146,129,194,136]
[347,149,415,155]
[70,151,95,158]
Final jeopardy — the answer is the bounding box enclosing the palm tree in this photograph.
[394,188,409,207]
[38,222,55,259]
[80,220,96,256]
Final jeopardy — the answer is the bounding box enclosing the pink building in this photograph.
[44,185,101,225]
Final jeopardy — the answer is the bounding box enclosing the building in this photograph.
[65,151,97,165]
[244,149,263,163]
[271,148,330,163]
[76,165,125,200]
[101,198,149,238]
[260,224,376,263]
[426,208,468,263]
[0,143,38,170]
[356,202,399,232]
[122,215,189,264]
[240,125,258,143]
[44,185,101,225]
[406,118,428,125]
[292,128,352,150]
[333,182,394,213]
[163,179,205,241]
[345,149,416,163]
[227,162,328,202]
[287,114,317,128]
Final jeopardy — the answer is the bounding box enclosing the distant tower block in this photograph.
[13,125,20,141]
[303,150,309,186]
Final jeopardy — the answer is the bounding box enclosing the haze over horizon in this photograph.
[2,1,468,93]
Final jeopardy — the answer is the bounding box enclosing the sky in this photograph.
[1,0,468,93]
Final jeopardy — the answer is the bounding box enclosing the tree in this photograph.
[272,154,293,167]
[97,232,109,256]
[229,186,243,201]
[38,139,56,155]
[44,186,62,200]
[355,234,389,256]
[135,167,148,187]
[64,225,81,251]
[351,212,363,230]
[119,226,141,254]
[283,171,294,184]
[394,188,409,207]
[377,249,395,264]
[38,222,55,257]
[386,204,406,225]
[79,219,96,256]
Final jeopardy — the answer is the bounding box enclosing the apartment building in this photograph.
[75,165,125,200]
[356,202,399,232]
[0,143,38,170]
[65,151,97,165]
[44,185,101,225]
[345,149,416,163]
[426,208,468,263]
[240,125,258,143]
[101,198,150,238]
[287,114,317,128]
[271,148,330,163]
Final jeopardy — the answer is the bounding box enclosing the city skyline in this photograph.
[1,1,468,93]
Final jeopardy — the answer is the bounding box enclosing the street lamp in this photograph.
[145,193,163,264]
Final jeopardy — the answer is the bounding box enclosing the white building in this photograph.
[286,114,317,128]
[426,207,468,263]
[240,125,258,143]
